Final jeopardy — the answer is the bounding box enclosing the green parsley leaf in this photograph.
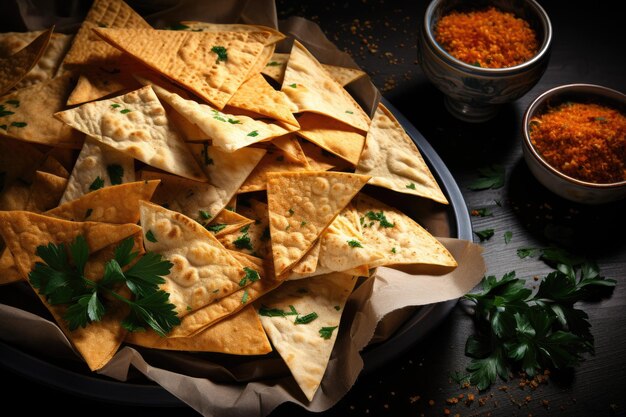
[345,110,353,114]
[145,230,158,243]
[0,106,15,117]
[124,252,172,296]
[247,130,259,137]
[199,210,211,220]
[239,266,260,286]
[6,99,19,107]
[10,121,27,128]
[120,109,132,114]
[259,304,299,317]
[406,182,416,190]
[347,239,363,248]
[227,118,241,124]
[266,61,281,66]
[334,305,341,311]
[295,312,318,324]
[365,210,394,228]
[468,165,505,190]
[474,229,494,242]
[233,229,253,250]
[110,103,121,109]
[168,23,190,30]
[122,290,180,336]
[106,164,124,185]
[206,223,227,233]
[517,247,540,259]
[288,83,297,88]
[241,289,249,304]
[211,45,228,63]
[504,231,513,244]
[89,176,105,191]
[319,325,338,340]
[391,247,396,254]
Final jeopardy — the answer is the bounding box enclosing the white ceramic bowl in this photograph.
[522,84,626,204]
[418,0,552,122]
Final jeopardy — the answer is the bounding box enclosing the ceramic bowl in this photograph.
[418,0,552,122]
[522,84,626,204]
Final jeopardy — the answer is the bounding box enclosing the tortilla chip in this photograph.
[0,31,72,89]
[0,180,30,211]
[25,171,67,212]
[261,52,289,84]
[150,83,292,151]
[66,68,140,106]
[257,272,357,400]
[0,138,45,187]
[0,73,85,148]
[62,0,151,66]
[0,211,140,370]
[54,85,206,182]
[299,139,352,172]
[39,155,70,179]
[296,112,366,166]
[206,209,254,237]
[322,63,367,87]
[218,200,271,260]
[227,73,299,127]
[47,180,159,224]
[356,103,449,205]
[0,27,52,95]
[290,240,321,275]
[355,193,457,269]
[165,252,281,338]
[139,201,247,317]
[238,146,311,194]
[266,171,370,276]
[60,136,136,204]
[281,41,370,132]
[271,134,309,164]
[140,144,264,221]
[125,304,271,354]
[94,27,271,109]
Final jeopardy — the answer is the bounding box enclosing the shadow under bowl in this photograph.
[418,0,552,122]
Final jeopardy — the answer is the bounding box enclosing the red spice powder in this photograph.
[529,102,626,183]
[434,7,538,68]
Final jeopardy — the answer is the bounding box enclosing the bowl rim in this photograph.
[522,83,626,189]
[424,0,552,75]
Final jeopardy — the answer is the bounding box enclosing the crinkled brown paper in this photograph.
[0,1,486,415]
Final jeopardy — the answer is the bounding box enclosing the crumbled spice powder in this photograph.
[529,102,626,183]
[435,7,538,68]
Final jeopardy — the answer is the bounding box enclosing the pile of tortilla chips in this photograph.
[0,0,456,402]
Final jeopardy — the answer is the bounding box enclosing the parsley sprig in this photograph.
[462,251,615,390]
[29,236,180,336]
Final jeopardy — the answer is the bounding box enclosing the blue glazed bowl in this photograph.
[418,0,552,122]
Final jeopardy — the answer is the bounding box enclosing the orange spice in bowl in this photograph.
[529,102,626,184]
[434,7,539,68]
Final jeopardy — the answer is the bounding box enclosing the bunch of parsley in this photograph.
[461,248,615,390]
[29,235,180,336]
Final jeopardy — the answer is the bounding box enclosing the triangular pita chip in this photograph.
[60,136,136,204]
[238,146,311,194]
[272,134,309,164]
[54,85,206,181]
[62,0,151,66]
[0,73,84,148]
[94,27,271,109]
[125,305,271,354]
[355,193,457,269]
[281,41,370,132]
[139,201,247,317]
[322,63,367,87]
[296,112,366,165]
[66,68,141,106]
[137,252,280,338]
[218,200,271,260]
[290,240,321,275]
[227,73,299,127]
[0,27,52,95]
[206,208,255,237]
[356,103,449,204]
[299,139,352,172]
[261,52,289,84]
[0,31,72,89]
[266,171,370,276]
[25,171,67,212]
[150,83,292,151]
[0,212,142,370]
[257,272,357,400]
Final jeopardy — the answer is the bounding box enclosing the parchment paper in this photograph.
[0,1,486,416]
